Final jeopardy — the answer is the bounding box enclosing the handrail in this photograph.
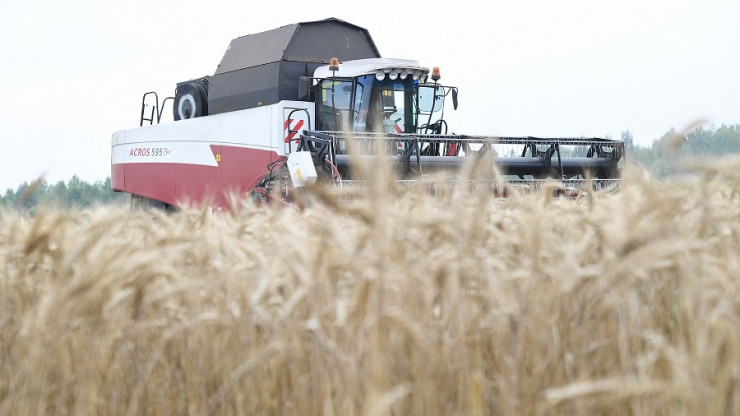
[140,92,175,126]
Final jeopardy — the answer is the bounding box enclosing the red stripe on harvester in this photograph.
[293,120,304,135]
[285,119,306,143]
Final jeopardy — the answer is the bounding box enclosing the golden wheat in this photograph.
[1,159,738,415]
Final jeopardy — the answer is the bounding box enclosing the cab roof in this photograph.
[313,58,430,79]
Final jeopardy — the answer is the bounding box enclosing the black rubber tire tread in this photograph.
[173,82,208,121]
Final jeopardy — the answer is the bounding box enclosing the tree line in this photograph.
[622,123,740,176]
[2,123,738,213]
[1,176,128,214]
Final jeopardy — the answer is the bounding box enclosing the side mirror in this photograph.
[452,88,458,110]
[298,76,310,101]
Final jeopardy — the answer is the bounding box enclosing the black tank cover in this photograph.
[206,18,381,115]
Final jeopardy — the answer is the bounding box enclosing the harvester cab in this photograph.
[309,59,456,138]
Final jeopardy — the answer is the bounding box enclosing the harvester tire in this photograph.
[174,82,208,121]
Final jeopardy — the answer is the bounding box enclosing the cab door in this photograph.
[417,84,446,134]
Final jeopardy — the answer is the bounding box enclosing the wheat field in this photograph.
[1,159,738,415]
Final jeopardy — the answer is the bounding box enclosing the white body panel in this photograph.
[111,100,314,165]
[110,100,314,208]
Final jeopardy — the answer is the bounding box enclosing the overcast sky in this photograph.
[1,0,738,192]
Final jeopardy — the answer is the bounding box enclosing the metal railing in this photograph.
[140,92,174,126]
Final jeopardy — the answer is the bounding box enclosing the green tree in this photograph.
[0,176,127,214]
[626,123,740,177]
[621,130,634,150]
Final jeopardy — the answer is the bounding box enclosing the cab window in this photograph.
[417,84,446,134]
[316,79,353,131]
[352,75,418,134]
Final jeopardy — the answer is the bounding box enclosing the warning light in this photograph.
[431,67,441,82]
[329,57,339,72]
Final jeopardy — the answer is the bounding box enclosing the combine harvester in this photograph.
[111,18,624,210]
